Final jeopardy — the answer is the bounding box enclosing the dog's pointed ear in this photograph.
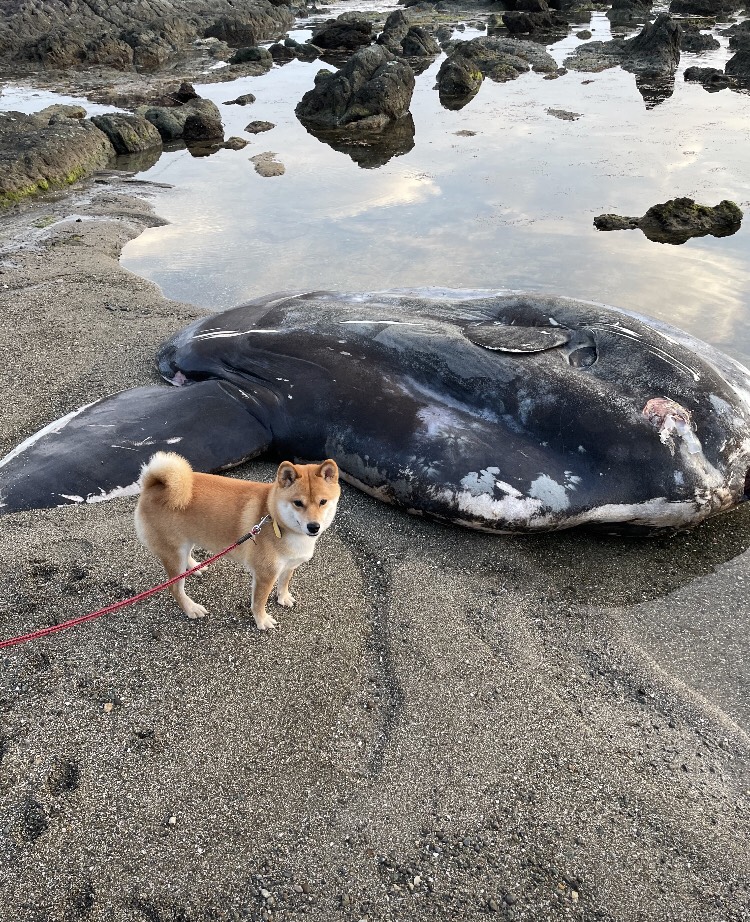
[317,459,339,483]
[277,461,299,488]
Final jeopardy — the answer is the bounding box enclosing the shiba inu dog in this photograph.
[134,452,340,630]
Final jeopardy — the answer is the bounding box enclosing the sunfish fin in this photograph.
[0,380,272,514]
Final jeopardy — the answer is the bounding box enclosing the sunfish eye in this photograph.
[293,499,304,508]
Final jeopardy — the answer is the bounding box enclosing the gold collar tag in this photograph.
[272,519,282,539]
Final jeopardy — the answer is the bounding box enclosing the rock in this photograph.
[38,105,87,122]
[669,0,743,14]
[725,48,750,85]
[680,23,720,52]
[91,113,163,155]
[223,137,249,149]
[269,42,296,63]
[0,111,114,207]
[724,20,750,52]
[0,0,294,72]
[245,121,275,133]
[378,11,440,57]
[437,36,557,108]
[503,10,568,35]
[567,13,681,76]
[684,65,732,90]
[295,45,415,131]
[225,94,257,105]
[250,152,285,176]
[138,97,223,142]
[310,14,374,51]
[594,198,743,244]
[607,0,653,26]
[229,45,274,67]
[203,4,295,47]
[183,112,224,143]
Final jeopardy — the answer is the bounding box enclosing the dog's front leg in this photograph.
[276,566,297,608]
[250,569,279,630]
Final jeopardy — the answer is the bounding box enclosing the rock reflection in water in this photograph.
[299,112,415,168]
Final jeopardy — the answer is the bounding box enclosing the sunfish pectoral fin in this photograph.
[0,380,273,515]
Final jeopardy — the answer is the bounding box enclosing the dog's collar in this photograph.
[243,514,282,545]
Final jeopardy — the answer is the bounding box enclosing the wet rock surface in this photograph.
[0,0,295,72]
[0,110,115,206]
[594,197,743,244]
[295,44,416,131]
[566,12,681,75]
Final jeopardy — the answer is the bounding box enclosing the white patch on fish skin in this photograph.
[417,406,469,439]
[192,328,278,340]
[528,474,570,512]
[166,437,182,444]
[461,469,499,496]
[86,482,141,503]
[0,401,98,469]
[56,482,141,506]
[577,445,586,453]
[674,471,685,486]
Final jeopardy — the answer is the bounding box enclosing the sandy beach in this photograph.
[1,178,749,921]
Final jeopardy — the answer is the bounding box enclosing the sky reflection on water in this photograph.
[109,13,750,365]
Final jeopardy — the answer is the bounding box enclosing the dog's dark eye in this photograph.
[319,499,327,506]
[293,500,304,508]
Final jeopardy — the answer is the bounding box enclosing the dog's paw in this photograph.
[184,601,208,619]
[277,591,296,608]
[188,557,205,577]
[255,613,278,631]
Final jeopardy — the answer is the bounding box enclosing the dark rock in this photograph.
[0,0,294,72]
[503,10,567,35]
[229,45,274,67]
[295,45,415,131]
[725,48,750,85]
[725,21,750,52]
[204,4,295,47]
[138,97,223,142]
[623,13,681,74]
[684,65,732,89]
[21,796,48,842]
[244,120,275,133]
[607,0,653,27]
[270,42,296,62]
[437,36,557,109]
[225,94,257,105]
[91,113,163,155]
[567,13,681,82]
[183,112,224,143]
[680,23,720,52]
[669,0,743,14]
[436,53,484,108]
[594,198,743,244]
[223,137,249,149]
[378,11,440,58]
[311,14,374,51]
[0,111,114,207]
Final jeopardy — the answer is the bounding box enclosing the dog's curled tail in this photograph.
[139,451,193,510]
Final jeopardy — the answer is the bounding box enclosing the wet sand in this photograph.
[0,179,749,921]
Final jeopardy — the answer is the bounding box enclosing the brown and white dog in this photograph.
[134,452,340,630]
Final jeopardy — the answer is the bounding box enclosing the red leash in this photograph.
[0,529,259,651]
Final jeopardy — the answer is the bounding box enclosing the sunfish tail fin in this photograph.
[0,380,273,515]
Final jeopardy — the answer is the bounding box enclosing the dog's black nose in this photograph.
[307,522,320,535]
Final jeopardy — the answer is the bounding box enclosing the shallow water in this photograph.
[6,11,750,364]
